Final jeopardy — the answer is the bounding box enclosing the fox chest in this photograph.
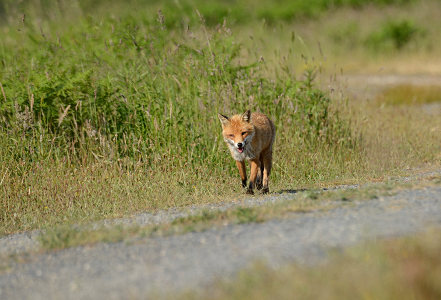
[228,144,256,161]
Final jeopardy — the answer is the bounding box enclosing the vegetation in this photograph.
[0,0,440,236]
[376,84,441,106]
[366,19,425,50]
[182,229,441,300]
[38,174,441,250]
[0,0,416,27]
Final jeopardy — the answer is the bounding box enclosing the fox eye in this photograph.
[242,132,247,136]
[228,134,234,139]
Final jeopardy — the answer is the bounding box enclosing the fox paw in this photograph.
[256,177,263,190]
[256,182,263,190]
[241,179,247,188]
[246,188,254,195]
[261,187,269,194]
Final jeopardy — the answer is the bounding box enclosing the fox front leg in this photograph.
[236,160,247,188]
[247,159,260,195]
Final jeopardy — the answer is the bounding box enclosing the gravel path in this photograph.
[1,185,441,299]
[1,169,437,258]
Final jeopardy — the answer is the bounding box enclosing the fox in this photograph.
[218,110,276,195]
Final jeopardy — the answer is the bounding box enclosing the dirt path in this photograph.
[1,184,441,299]
[333,73,441,100]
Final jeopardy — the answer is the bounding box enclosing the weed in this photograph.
[234,208,261,224]
[366,19,424,50]
[39,224,142,250]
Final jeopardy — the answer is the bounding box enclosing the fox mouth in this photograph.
[237,145,244,153]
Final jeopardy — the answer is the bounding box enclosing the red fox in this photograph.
[218,110,276,194]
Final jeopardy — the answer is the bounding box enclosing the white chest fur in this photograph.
[228,144,255,161]
[224,132,256,161]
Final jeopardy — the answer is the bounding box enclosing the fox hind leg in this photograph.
[256,155,264,190]
[261,149,273,194]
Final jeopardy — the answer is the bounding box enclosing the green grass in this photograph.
[237,0,441,74]
[366,19,425,50]
[37,197,314,250]
[38,208,262,251]
[1,0,441,236]
[181,229,441,300]
[0,0,361,235]
[0,0,416,28]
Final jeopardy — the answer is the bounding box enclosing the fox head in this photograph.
[218,110,255,154]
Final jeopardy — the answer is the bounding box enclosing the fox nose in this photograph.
[237,143,243,148]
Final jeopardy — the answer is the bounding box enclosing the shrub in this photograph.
[366,19,424,50]
[0,9,356,171]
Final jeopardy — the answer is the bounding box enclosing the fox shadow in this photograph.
[277,188,308,194]
[277,187,334,194]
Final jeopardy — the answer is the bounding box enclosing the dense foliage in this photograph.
[0,6,355,170]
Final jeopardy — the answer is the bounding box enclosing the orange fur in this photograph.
[218,110,276,194]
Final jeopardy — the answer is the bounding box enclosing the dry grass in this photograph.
[237,0,441,75]
[2,58,441,238]
[36,190,334,250]
[351,97,441,177]
[182,229,441,300]
[375,84,441,106]
[0,162,243,235]
[1,0,441,237]
[36,174,441,251]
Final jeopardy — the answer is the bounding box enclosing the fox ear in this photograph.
[218,114,230,127]
[242,110,251,123]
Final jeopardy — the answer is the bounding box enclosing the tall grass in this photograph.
[1,0,439,235]
[0,4,360,234]
[0,10,354,164]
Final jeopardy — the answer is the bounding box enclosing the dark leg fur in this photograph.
[236,160,247,189]
[256,156,264,190]
[242,179,247,188]
[247,160,259,195]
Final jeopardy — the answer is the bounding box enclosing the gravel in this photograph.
[2,169,439,258]
[0,179,358,257]
[1,185,440,300]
